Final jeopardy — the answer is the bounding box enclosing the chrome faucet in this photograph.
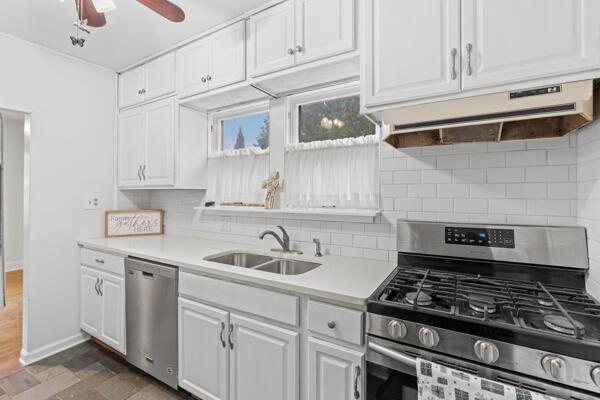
[259,226,298,253]
[313,238,323,257]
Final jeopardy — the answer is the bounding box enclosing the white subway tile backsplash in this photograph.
[489,199,527,215]
[547,183,577,199]
[471,184,506,199]
[506,150,546,167]
[548,148,577,165]
[506,183,546,199]
[487,168,525,183]
[408,184,436,198]
[526,166,570,182]
[527,200,571,216]
[395,198,422,211]
[422,198,453,213]
[406,156,436,170]
[437,184,469,198]
[437,154,469,169]
[394,170,421,184]
[487,140,526,152]
[331,233,353,246]
[453,169,486,183]
[381,184,408,197]
[470,152,506,168]
[421,170,453,183]
[454,199,488,214]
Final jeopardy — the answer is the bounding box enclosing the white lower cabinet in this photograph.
[230,314,299,400]
[79,264,126,354]
[307,338,364,400]
[178,298,300,400]
[178,299,229,400]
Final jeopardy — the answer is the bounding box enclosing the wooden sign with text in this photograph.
[105,209,164,238]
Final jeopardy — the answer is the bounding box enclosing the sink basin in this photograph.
[255,259,321,275]
[205,252,273,268]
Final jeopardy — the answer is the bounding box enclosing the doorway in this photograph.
[0,109,27,378]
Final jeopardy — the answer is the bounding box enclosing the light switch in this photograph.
[83,194,102,210]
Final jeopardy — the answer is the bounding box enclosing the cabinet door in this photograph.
[230,314,299,400]
[176,38,210,98]
[117,109,145,188]
[247,1,296,78]
[462,0,600,91]
[119,67,145,108]
[362,0,461,107]
[209,21,247,90]
[178,299,229,400]
[80,266,101,337]
[295,0,355,65]
[307,338,364,400]
[144,53,176,101]
[98,273,126,354]
[143,99,175,186]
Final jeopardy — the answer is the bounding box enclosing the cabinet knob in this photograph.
[206,75,212,81]
[295,45,303,53]
[201,76,207,83]
[327,321,336,329]
[287,48,295,55]
[95,258,105,264]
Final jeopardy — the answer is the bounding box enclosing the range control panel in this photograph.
[445,226,515,248]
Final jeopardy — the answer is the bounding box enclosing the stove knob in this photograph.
[473,340,499,364]
[541,355,568,381]
[386,320,407,339]
[592,366,600,387]
[418,327,439,348]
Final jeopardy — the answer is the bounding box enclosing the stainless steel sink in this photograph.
[205,252,273,268]
[255,259,321,275]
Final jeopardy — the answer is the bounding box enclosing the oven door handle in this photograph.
[368,342,418,369]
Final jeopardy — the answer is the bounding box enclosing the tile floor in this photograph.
[0,341,192,400]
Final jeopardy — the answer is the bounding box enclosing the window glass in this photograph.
[298,95,375,143]
[221,111,270,150]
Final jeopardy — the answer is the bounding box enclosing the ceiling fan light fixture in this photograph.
[91,0,116,13]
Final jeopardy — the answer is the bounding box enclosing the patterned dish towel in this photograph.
[417,358,563,400]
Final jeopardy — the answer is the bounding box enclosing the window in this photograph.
[221,111,270,150]
[298,95,375,143]
[285,84,379,210]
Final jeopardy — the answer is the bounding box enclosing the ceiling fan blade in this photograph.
[75,0,106,27]
[136,0,185,22]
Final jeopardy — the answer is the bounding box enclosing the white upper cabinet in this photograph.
[179,299,229,400]
[248,0,356,78]
[117,110,145,188]
[247,1,296,78]
[229,314,299,400]
[177,21,246,99]
[119,53,176,109]
[362,0,461,107]
[294,0,355,65]
[461,0,600,90]
[143,99,175,186]
[209,21,247,90]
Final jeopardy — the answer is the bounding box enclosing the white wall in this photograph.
[3,114,25,270]
[146,135,578,262]
[577,116,600,299]
[0,33,116,360]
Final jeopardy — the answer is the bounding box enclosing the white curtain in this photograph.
[207,148,270,205]
[285,135,379,209]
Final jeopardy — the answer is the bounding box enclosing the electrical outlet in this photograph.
[83,194,102,210]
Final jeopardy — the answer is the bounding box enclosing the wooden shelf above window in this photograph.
[193,206,381,223]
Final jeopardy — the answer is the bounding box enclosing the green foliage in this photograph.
[234,126,245,149]
[254,116,270,149]
[298,96,375,143]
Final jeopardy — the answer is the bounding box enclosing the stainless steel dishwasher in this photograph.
[125,257,178,389]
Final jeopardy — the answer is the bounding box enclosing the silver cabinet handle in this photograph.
[327,321,336,329]
[465,43,473,76]
[228,324,234,350]
[450,48,458,80]
[287,48,295,55]
[137,165,142,181]
[353,365,361,399]
[219,322,226,348]
[95,258,105,264]
[295,45,303,53]
[141,164,146,181]
[141,89,146,94]
[201,76,207,83]
[98,279,103,296]
[206,75,212,81]
[94,278,100,295]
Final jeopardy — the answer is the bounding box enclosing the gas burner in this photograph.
[416,282,433,289]
[405,291,433,307]
[537,296,555,307]
[543,315,586,335]
[468,293,497,314]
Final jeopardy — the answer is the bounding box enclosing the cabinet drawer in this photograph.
[308,300,363,345]
[80,248,125,276]
[179,272,299,326]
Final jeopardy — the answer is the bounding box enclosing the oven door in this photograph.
[367,335,600,400]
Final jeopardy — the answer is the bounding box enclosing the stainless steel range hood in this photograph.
[383,80,595,149]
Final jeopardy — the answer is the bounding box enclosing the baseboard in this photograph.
[5,261,23,271]
[19,332,90,366]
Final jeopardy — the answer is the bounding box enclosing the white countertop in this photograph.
[78,235,396,306]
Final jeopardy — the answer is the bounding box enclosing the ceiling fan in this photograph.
[70,0,185,46]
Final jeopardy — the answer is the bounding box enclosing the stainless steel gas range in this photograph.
[366,221,599,400]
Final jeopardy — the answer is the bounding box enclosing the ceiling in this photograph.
[0,0,269,70]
